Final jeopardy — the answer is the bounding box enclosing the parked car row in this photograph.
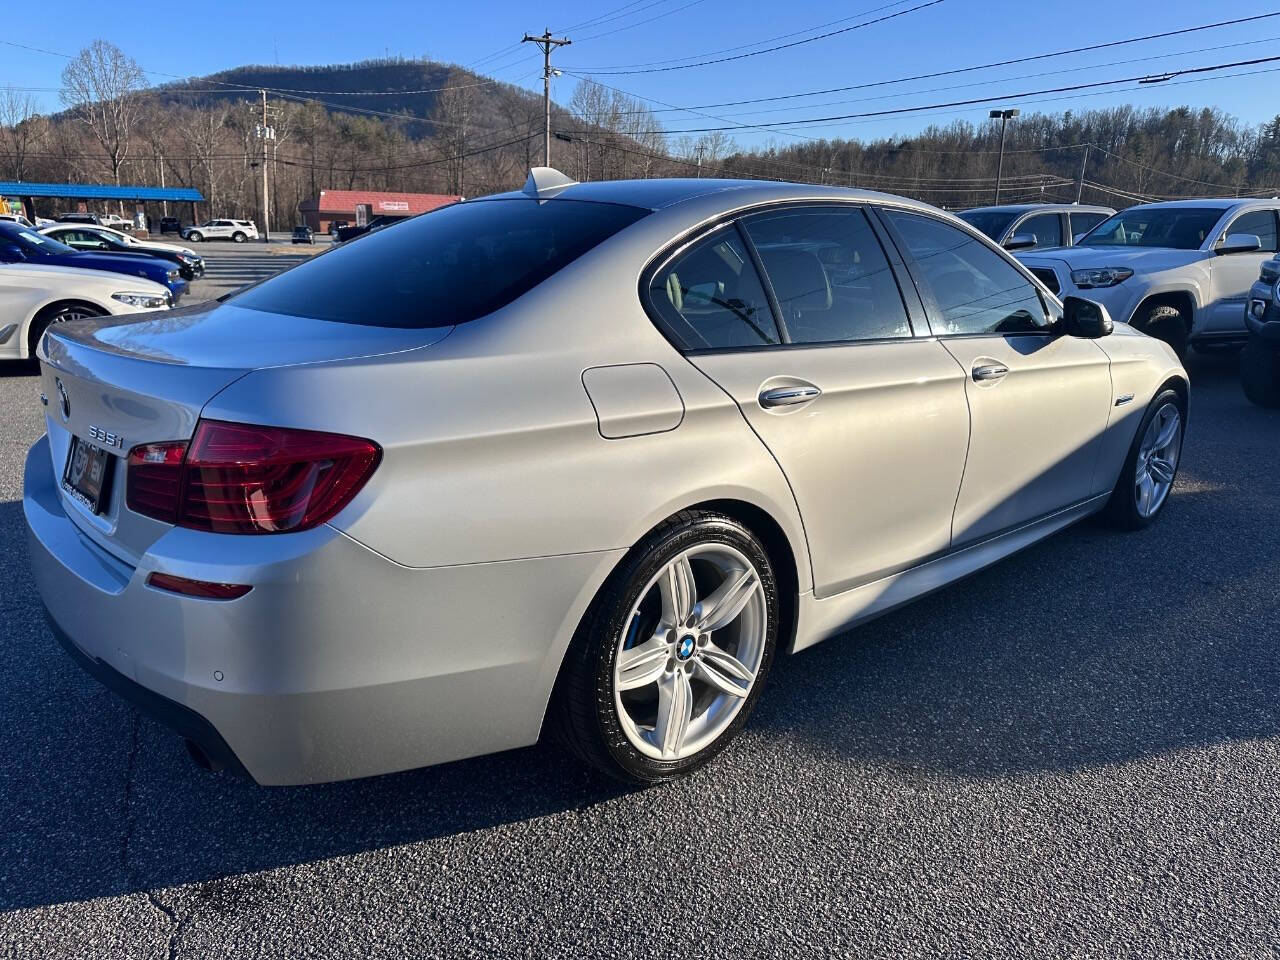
[958,199,1280,359]
[20,169,1191,788]
[0,220,180,362]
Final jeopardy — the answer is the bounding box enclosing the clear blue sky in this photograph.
[4,0,1279,150]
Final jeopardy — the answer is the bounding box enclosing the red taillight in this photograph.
[125,420,381,534]
[147,572,252,600]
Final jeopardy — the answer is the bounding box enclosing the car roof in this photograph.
[476,176,946,216]
[1122,198,1273,213]
[960,203,1114,214]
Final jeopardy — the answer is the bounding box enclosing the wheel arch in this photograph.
[1129,288,1197,328]
[25,297,109,358]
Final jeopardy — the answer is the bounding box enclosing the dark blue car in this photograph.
[0,221,188,301]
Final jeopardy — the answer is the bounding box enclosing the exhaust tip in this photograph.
[184,738,224,773]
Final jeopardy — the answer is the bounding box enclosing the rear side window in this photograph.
[649,226,781,349]
[741,206,910,343]
[232,199,648,327]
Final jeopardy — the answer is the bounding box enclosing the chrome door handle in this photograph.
[972,363,1009,382]
[759,385,822,408]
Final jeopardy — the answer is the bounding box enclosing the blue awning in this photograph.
[0,181,205,202]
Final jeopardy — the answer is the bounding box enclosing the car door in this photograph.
[1204,208,1279,334]
[648,205,971,597]
[878,208,1113,547]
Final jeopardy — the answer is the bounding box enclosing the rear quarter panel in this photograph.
[200,226,813,590]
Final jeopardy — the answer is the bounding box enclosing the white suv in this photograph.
[182,219,259,243]
[1018,199,1279,356]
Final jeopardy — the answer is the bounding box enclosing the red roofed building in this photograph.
[298,189,462,232]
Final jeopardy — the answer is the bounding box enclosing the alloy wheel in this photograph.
[613,543,768,761]
[1135,401,1181,518]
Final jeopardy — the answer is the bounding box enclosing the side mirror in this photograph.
[1217,233,1262,255]
[1003,234,1037,251]
[1061,295,1114,339]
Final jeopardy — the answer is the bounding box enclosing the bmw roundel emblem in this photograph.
[677,635,696,660]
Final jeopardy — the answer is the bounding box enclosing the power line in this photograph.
[568,0,917,71]
[572,0,712,42]
[576,11,1280,110]
[617,34,1280,120]
[565,0,946,75]
[634,54,1280,134]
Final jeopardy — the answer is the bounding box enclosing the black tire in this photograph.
[1133,302,1189,358]
[231,232,246,243]
[187,232,203,243]
[1104,387,1186,530]
[1241,335,1280,408]
[549,510,780,785]
[27,302,104,360]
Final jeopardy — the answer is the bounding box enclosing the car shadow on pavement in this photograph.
[2,350,1277,913]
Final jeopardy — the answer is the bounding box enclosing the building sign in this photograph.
[355,203,371,228]
[378,201,410,212]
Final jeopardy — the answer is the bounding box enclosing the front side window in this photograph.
[741,206,911,343]
[649,226,780,349]
[883,209,1048,336]
[1223,209,1278,252]
[233,198,648,328]
[1017,213,1063,249]
[1076,206,1227,250]
[1069,211,1108,239]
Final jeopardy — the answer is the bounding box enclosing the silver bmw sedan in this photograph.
[24,171,1188,786]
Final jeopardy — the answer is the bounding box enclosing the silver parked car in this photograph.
[958,203,1115,252]
[24,171,1188,786]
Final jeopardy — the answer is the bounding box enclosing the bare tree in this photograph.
[59,40,145,188]
[431,71,474,195]
[0,86,49,182]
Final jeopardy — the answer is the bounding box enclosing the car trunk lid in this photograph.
[37,301,452,565]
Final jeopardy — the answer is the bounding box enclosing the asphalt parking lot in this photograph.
[1,285,1279,954]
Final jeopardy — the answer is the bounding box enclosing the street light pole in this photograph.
[990,108,1020,204]
[523,29,571,168]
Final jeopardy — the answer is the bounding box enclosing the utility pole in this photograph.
[523,29,571,167]
[989,108,1019,204]
[695,142,705,178]
[259,89,271,243]
[1075,143,1091,203]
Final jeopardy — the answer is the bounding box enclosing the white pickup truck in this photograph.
[1017,199,1279,356]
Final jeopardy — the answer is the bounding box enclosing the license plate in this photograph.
[63,436,115,515]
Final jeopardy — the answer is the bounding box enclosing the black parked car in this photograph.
[159,217,183,234]
[57,212,101,225]
[291,225,315,244]
[1244,257,1280,407]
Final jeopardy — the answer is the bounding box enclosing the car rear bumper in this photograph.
[24,435,621,784]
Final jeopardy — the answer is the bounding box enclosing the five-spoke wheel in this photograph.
[613,544,768,761]
[552,511,778,784]
[1106,388,1185,529]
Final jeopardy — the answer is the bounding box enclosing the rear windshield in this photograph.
[956,210,1017,241]
[231,198,649,327]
